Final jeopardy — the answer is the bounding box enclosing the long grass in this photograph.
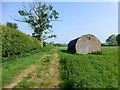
[58,47,118,88]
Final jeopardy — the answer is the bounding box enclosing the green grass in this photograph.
[58,46,118,88]
[23,72,33,80]
[2,47,53,87]
[13,81,37,88]
[2,47,54,63]
[42,56,52,62]
[39,82,52,87]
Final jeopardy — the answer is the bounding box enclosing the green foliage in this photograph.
[36,74,41,78]
[43,42,54,47]
[58,47,118,88]
[1,25,42,57]
[39,82,52,87]
[53,43,67,47]
[6,22,18,29]
[2,47,54,63]
[116,34,120,46]
[17,2,59,42]
[39,47,54,53]
[23,73,33,80]
[106,34,117,46]
[42,56,52,62]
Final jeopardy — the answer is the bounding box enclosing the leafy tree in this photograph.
[6,22,18,29]
[16,2,59,44]
[116,34,120,46]
[106,34,117,46]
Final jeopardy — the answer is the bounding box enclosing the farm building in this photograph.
[67,34,101,54]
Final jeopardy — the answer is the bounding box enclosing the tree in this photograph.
[6,22,18,29]
[116,34,120,46]
[16,2,59,44]
[106,34,117,46]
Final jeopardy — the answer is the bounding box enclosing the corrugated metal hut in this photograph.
[67,34,101,54]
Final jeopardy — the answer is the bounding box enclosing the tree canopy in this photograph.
[106,34,117,46]
[116,34,120,46]
[6,22,18,29]
[17,2,59,44]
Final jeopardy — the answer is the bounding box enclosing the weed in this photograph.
[42,56,52,62]
[36,74,41,78]
[23,73,33,80]
[40,82,52,87]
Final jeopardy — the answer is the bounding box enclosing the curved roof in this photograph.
[67,34,101,54]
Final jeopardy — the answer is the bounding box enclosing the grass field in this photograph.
[2,46,118,88]
[58,47,118,88]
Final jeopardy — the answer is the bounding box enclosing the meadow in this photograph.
[58,46,118,88]
[2,46,118,88]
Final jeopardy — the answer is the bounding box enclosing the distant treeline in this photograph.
[101,43,117,46]
[53,43,68,47]
[105,34,120,46]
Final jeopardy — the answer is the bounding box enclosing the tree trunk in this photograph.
[39,33,43,47]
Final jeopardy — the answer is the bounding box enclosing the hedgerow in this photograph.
[1,25,42,57]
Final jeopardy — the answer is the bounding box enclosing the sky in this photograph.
[2,2,118,44]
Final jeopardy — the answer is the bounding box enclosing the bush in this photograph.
[1,25,42,57]
[43,42,54,47]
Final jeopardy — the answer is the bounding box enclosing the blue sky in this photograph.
[2,2,118,44]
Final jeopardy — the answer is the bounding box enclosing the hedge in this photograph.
[1,25,42,57]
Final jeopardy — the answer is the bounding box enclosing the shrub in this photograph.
[1,25,42,57]
[43,42,54,47]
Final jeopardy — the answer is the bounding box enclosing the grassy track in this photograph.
[3,47,61,88]
[2,47,53,87]
[58,46,118,88]
[13,48,61,88]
